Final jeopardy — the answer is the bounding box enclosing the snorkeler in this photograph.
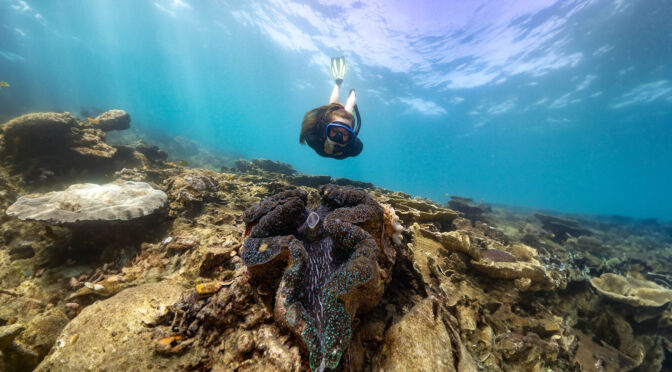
[299,56,363,159]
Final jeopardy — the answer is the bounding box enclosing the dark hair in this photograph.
[300,103,355,144]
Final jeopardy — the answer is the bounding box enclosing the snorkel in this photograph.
[353,103,361,136]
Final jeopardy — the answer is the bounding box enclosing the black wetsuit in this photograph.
[304,126,363,159]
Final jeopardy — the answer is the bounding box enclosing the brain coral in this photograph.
[241,185,391,371]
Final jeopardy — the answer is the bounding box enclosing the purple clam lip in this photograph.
[307,211,320,229]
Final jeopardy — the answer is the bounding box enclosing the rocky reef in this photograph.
[0,110,671,371]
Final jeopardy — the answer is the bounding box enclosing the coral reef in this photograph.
[590,273,672,308]
[0,109,671,371]
[447,195,490,223]
[92,109,130,132]
[0,110,149,184]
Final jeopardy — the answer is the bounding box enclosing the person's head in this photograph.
[324,107,355,147]
[300,103,355,145]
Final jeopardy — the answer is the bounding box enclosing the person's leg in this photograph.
[329,83,340,104]
[344,89,356,114]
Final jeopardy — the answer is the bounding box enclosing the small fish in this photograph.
[86,117,99,124]
[178,160,188,167]
[0,81,9,88]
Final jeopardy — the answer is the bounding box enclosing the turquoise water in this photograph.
[1,0,671,220]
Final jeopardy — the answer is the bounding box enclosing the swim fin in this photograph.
[331,56,346,85]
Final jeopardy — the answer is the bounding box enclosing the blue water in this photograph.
[1,0,671,220]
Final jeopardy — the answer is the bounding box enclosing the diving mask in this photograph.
[325,121,355,145]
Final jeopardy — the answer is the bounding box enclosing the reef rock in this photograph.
[232,158,297,175]
[0,324,25,349]
[0,112,77,162]
[68,127,116,158]
[241,185,396,371]
[535,213,592,241]
[1,112,77,148]
[93,109,131,132]
[590,273,672,307]
[380,193,460,231]
[376,298,456,371]
[6,181,167,224]
[332,177,375,189]
[447,195,489,223]
[0,322,39,371]
[0,111,117,160]
[285,174,333,188]
[471,242,564,291]
[164,169,218,216]
[0,111,147,182]
[35,283,194,371]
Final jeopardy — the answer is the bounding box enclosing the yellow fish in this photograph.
[86,117,98,124]
[178,160,188,167]
[0,81,9,88]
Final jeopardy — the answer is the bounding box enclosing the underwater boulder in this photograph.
[375,298,459,372]
[0,323,39,371]
[332,177,375,189]
[0,111,144,182]
[134,141,169,164]
[35,283,196,371]
[447,195,490,223]
[93,109,130,132]
[534,213,592,242]
[590,273,672,308]
[0,112,78,162]
[285,174,333,188]
[164,169,218,216]
[15,308,70,366]
[250,158,297,175]
[232,158,297,176]
[67,126,117,159]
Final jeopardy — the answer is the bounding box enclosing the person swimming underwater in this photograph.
[299,56,362,159]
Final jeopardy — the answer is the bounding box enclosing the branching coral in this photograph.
[241,185,390,371]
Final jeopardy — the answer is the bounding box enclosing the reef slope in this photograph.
[0,111,670,371]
